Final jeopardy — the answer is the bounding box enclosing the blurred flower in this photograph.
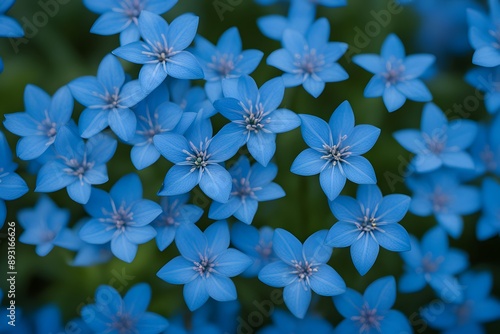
[259,309,334,334]
[468,0,500,67]
[465,66,500,114]
[477,178,500,240]
[468,119,500,176]
[0,0,24,74]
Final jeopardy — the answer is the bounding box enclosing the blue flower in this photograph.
[214,75,300,166]
[291,101,380,201]
[153,119,239,203]
[84,0,178,45]
[0,0,24,73]
[3,85,74,160]
[209,156,285,224]
[421,270,500,334]
[152,193,204,251]
[78,173,162,263]
[230,221,277,277]
[259,309,334,334]
[267,18,348,98]
[468,0,500,67]
[406,169,480,238]
[69,54,146,141]
[258,229,345,318]
[32,305,65,334]
[353,34,435,112]
[477,178,500,240]
[192,27,264,101]
[326,184,411,275]
[167,78,216,118]
[71,219,113,267]
[113,11,203,93]
[399,227,469,302]
[394,103,477,173]
[468,120,500,176]
[81,283,169,333]
[18,196,80,256]
[333,276,412,334]
[35,127,117,204]
[465,66,500,114]
[157,221,252,311]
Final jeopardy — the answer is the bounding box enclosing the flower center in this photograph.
[294,48,325,75]
[255,240,273,258]
[101,202,134,231]
[63,155,95,180]
[142,34,178,67]
[430,188,450,213]
[290,259,317,286]
[193,255,215,278]
[480,144,498,171]
[208,54,236,78]
[420,253,443,274]
[231,177,260,200]
[422,131,447,155]
[351,303,384,333]
[137,109,165,143]
[119,0,144,22]
[112,313,136,334]
[321,135,351,166]
[489,26,500,49]
[235,101,270,134]
[38,112,57,143]
[183,140,212,173]
[383,58,405,85]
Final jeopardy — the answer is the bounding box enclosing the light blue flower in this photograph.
[468,0,500,67]
[465,66,500,114]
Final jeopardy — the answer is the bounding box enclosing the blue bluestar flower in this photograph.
[18,196,80,256]
[259,309,334,334]
[326,184,411,276]
[468,0,500,67]
[81,283,169,333]
[69,54,146,141]
[35,127,117,204]
[154,119,239,203]
[157,221,252,311]
[468,120,500,177]
[267,18,348,98]
[192,27,263,102]
[0,0,24,73]
[465,66,500,114]
[209,156,285,224]
[421,270,500,334]
[399,227,469,302]
[291,101,380,201]
[167,78,216,119]
[353,34,435,112]
[71,218,113,267]
[113,11,204,93]
[230,221,277,277]
[0,130,28,228]
[78,173,162,263]
[258,229,346,319]
[333,276,412,334]
[394,103,478,173]
[84,0,178,45]
[3,85,74,160]
[214,75,300,166]
[152,193,203,251]
[406,169,480,238]
[477,178,500,240]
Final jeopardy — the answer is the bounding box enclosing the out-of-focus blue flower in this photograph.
[406,170,480,238]
[326,184,411,276]
[468,0,500,67]
[209,156,285,224]
[214,75,300,167]
[84,0,178,45]
[291,101,380,201]
[258,229,345,318]
[230,222,277,277]
[477,178,500,240]
[113,11,203,93]
[258,309,334,334]
[157,221,252,311]
[69,54,146,141]
[167,78,216,119]
[353,34,435,112]
[32,305,65,334]
[466,66,500,114]
[399,227,468,302]
[152,193,203,251]
[192,27,263,101]
[333,276,412,334]
[71,218,113,267]
[79,173,162,263]
[81,283,169,333]
[468,120,500,176]
[421,271,500,334]
[0,0,24,73]
[18,196,80,256]
[394,103,477,173]
[3,85,74,160]
[35,128,117,204]
[267,18,348,98]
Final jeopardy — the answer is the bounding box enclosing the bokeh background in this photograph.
[0,0,499,332]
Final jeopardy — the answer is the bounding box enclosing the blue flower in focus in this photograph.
[333,276,412,334]
[113,11,203,93]
[468,0,500,67]
[421,271,500,334]
[267,18,348,97]
[152,194,203,251]
[230,221,277,277]
[406,169,480,238]
[394,103,477,173]
[81,283,169,333]
[3,85,74,160]
[477,178,500,240]
[35,127,117,204]
[209,156,285,224]
[259,309,334,334]
[18,196,80,256]
[399,227,468,302]
[192,27,263,101]
[84,0,178,45]
[326,184,411,275]
[157,221,252,311]
[291,101,380,201]
[69,54,146,141]
[214,75,300,166]
[79,173,162,263]
[0,0,24,73]
[258,229,345,318]
[465,66,500,114]
[353,34,435,112]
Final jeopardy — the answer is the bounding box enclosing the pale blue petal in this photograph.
[283,282,311,319]
[167,52,204,80]
[309,264,345,296]
[258,261,296,287]
[326,222,359,247]
[111,233,138,262]
[157,256,198,284]
[290,148,325,176]
[206,274,237,301]
[298,114,331,150]
[319,166,346,201]
[184,278,209,311]
[158,165,199,196]
[215,249,252,277]
[343,125,380,155]
[125,225,157,244]
[351,233,379,275]
[273,228,303,264]
[199,164,232,203]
